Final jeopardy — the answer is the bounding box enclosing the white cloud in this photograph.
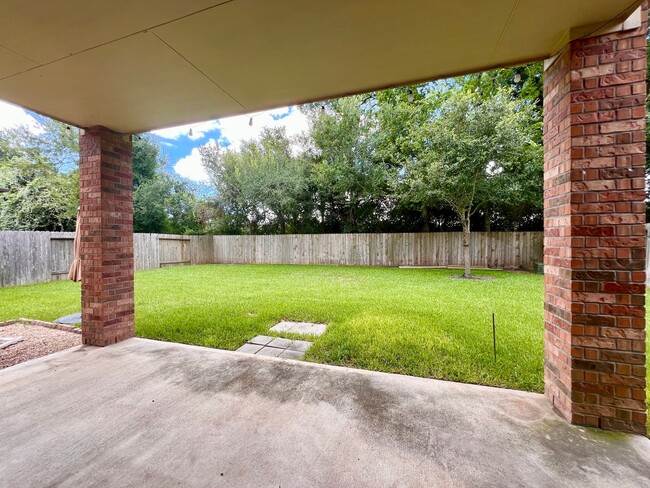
[174,146,211,182]
[0,100,42,131]
[171,106,309,182]
[216,107,308,151]
[151,119,219,141]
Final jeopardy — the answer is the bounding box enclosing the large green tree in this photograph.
[397,87,541,277]
[132,136,202,234]
[201,127,308,234]
[302,96,390,233]
[0,121,79,231]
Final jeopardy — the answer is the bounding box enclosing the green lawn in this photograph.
[0,264,647,408]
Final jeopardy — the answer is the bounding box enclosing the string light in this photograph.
[249,117,253,126]
[407,90,414,103]
[189,128,193,137]
[513,71,522,83]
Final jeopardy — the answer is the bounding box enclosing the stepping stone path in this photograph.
[236,321,327,359]
[54,313,82,325]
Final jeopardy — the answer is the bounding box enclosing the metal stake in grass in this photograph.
[492,312,497,362]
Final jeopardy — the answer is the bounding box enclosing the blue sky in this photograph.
[0,101,309,184]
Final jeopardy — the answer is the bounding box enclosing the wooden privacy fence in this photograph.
[0,232,214,288]
[213,232,544,269]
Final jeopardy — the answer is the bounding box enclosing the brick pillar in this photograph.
[79,127,135,346]
[543,12,647,434]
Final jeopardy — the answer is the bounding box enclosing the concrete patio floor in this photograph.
[0,338,648,488]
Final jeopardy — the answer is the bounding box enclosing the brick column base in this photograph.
[543,11,647,434]
[79,127,134,346]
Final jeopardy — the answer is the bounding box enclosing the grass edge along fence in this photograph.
[0,231,543,288]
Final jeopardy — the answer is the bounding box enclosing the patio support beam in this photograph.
[543,10,647,435]
[79,127,135,346]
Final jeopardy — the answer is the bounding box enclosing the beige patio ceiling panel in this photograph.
[0,0,221,65]
[152,0,514,111]
[0,45,36,79]
[0,33,242,133]
[489,0,643,66]
[0,0,643,133]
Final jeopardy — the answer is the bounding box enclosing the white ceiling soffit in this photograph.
[0,0,642,133]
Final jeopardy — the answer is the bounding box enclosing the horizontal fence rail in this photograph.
[213,232,544,270]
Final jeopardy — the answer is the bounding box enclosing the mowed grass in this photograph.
[1,264,545,390]
[2,264,649,404]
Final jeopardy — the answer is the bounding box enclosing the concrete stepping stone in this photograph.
[249,335,274,346]
[268,337,293,349]
[279,349,304,360]
[54,313,82,325]
[256,346,284,357]
[235,343,263,354]
[270,321,326,336]
[236,335,314,360]
[288,340,312,352]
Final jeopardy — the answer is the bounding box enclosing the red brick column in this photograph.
[79,127,135,346]
[543,13,647,434]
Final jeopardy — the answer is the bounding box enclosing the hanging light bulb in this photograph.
[189,128,193,137]
[513,71,522,83]
[320,105,326,112]
[249,117,253,126]
[407,90,414,103]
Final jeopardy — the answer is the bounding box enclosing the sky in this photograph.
[0,100,310,184]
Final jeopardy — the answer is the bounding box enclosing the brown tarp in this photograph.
[68,208,81,282]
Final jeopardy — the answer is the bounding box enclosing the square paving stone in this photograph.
[235,343,264,354]
[270,321,327,336]
[279,349,304,360]
[268,337,293,349]
[249,335,274,346]
[287,340,312,352]
[256,346,284,357]
[288,322,327,336]
[269,321,295,333]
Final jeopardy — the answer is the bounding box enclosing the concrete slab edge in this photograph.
[125,337,547,400]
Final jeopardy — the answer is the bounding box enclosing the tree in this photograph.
[201,127,309,234]
[0,122,79,231]
[302,96,390,233]
[132,136,202,234]
[133,173,201,234]
[132,135,160,190]
[401,87,540,277]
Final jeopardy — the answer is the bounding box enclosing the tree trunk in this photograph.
[422,206,430,232]
[277,211,286,235]
[483,202,491,232]
[462,212,472,278]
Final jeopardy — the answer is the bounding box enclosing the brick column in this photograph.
[543,13,647,434]
[79,127,135,346]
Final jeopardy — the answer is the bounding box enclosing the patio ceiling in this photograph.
[0,0,642,134]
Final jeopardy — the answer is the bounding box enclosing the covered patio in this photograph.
[0,0,649,483]
[1,338,648,487]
